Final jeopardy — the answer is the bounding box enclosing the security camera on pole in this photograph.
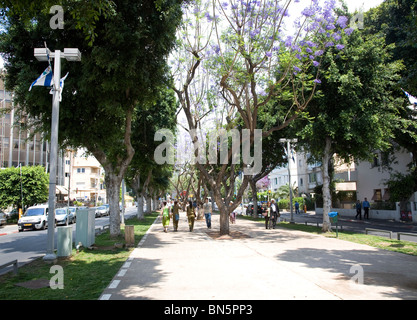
[31,45,81,262]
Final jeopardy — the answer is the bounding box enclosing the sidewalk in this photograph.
[100,211,417,300]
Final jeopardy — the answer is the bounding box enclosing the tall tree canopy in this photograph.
[298,18,403,230]
[0,0,184,237]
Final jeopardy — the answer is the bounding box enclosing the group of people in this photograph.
[355,197,371,220]
[159,198,213,232]
[263,199,281,229]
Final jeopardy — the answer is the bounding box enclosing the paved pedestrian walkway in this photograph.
[99,211,417,300]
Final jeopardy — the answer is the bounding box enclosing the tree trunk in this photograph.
[212,191,229,236]
[250,179,258,218]
[322,137,333,232]
[106,173,122,238]
[137,194,144,220]
[146,195,152,213]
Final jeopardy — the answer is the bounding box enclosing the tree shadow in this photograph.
[275,246,417,299]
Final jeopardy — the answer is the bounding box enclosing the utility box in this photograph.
[75,209,95,247]
[57,225,73,257]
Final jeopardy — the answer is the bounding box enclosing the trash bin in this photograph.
[328,211,338,224]
[328,212,339,237]
[57,225,73,257]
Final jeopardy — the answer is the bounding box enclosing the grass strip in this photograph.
[0,212,158,300]
[238,215,417,256]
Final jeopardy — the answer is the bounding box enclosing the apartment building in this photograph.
[65,149,106,204]
[267,146,416,210]
[0,77,66,189]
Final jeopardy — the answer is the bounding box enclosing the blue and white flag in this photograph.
[28,66,53,91]
[401,88,417,107]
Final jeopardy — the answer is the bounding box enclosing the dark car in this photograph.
[246,202,264,216]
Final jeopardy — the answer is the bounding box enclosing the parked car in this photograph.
[18,205,49,232]
[66,206,78,222]
[0,211,6,226]
[95,206,108,217]
[5,208,19,220]
[55,208,73,226]
[246,202,264,216]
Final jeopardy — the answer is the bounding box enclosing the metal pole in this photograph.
[287,140,294,224]
[44,50,61,262]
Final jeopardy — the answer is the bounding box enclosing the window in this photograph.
[372,189,382,201]
[299,178,303,186]
[371,153,380,168]
[77,168,85,173]
[309,173,317,183]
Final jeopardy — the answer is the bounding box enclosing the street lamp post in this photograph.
[34,47,81,262]
[279,138,297,224]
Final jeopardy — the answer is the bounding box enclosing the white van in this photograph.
[18,205,49,232]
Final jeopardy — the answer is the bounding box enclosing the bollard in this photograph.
[125,225,135,247]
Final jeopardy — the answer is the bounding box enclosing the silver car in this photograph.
[95,206,107,217]
[0,211,6,226]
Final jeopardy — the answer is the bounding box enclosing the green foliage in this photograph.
[386,172,417,202]
[298,20,403,163]
[0,166,48,209]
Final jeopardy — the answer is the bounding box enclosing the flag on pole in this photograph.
[49,72,69,102]
[401,88,417,107]
[28,66,53,91]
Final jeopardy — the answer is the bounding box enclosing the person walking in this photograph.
[160,201,170,232]
[264,201,271,229]
[295,201,300,214]
[203,197,212,229]
[171,200,180,232]
[187,200,196,232]
[355,200,362,220]
[270,199,279,228]
[363,198,370,220]
[229,201,236,224]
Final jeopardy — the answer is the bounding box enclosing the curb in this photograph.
[99,215,159,300]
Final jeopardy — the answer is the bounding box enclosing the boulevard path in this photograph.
[100,211,417,300]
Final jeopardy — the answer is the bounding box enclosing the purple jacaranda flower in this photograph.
[336,44,345,50]
[313,61,320,67]
[333,33,342,41]
[301,7,315,17]
[315,50,324,56]
[314,79,322,84]
[306,40,317,47]
[205,12,213,22]
[306,47,313,53]
[344,28,354,35]
[337,16,349,28]
[294,66,301,72]
[266,52,272,58]
[326,23,335,30]
[325,41,334,47]
[284,36,293,47]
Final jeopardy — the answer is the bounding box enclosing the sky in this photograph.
[346,0,385,12]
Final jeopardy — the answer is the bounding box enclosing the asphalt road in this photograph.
[0,206,138,275]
